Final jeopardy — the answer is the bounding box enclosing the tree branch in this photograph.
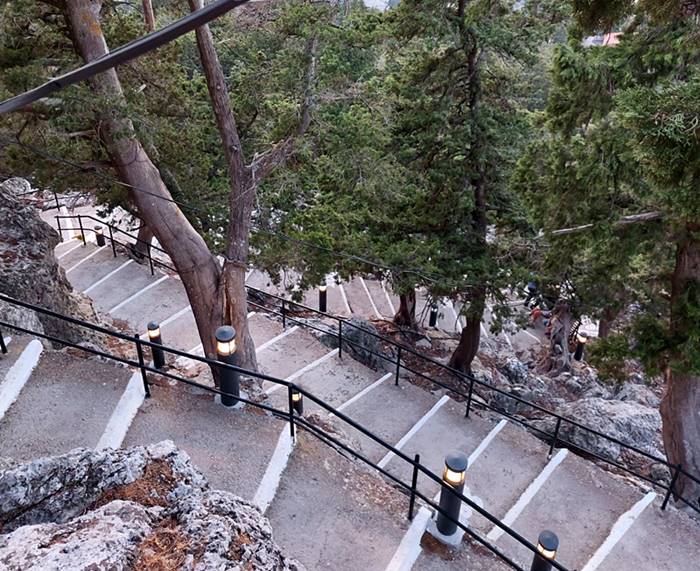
[545,211,664,237]
[248,35,318,182]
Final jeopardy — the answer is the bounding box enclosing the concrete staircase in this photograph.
[0,217,697,570]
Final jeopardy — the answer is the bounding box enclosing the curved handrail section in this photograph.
[50,213,700,514]
[0,292,572,571]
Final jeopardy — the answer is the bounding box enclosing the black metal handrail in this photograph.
[15,187,62,211]
[0,293,571,571]
[51,213,700,513]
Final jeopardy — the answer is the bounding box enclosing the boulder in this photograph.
[0,179,96,345]
[322,316,390,371]
[0,441,304,571]
[614,382,661,408]
[544,397,663,462]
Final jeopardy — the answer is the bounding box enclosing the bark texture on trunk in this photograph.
[597,305,619,338]
[142,0,155,32]
[539,299,573,376]
[393,290,417,328]
[448,308,483,374]
[65,0,224,368]
[660,228,700,506]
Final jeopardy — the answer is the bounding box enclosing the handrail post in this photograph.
[148,251,155,275]
[53,191,60,210]
[465,375,475,418]
[135,334,151,398]
[108,225,116,257]
[548,417,562,458]
[395,346,402,386]
[661,464,682,510]
[338,320,343,359]
[281,299,286,329]
[408,453,420,520]
[55,216,63,242]
[0,326,7,354]
[287,384,296,440]
[78,214,86,244]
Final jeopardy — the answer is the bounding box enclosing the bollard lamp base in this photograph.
[215,390,248,410]
[426,517,464,546]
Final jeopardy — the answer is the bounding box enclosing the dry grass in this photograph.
[93,459,177,510]
[133,518,190,571]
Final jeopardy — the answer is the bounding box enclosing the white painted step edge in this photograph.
[96,371,146,450]
[0,339,43,421]
[252,428,295,513]
[580,491,657,571]
[486,448,569,542]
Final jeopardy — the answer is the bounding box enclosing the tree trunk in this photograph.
[597,305,618,338]
[660,228,700,506]
[393,290,417,328]
[188,0,257,370]
[130,224,153,261]
[539,299,573,375]
[448,305,483,374]
[65,0,224,371]
[142,0,155,32]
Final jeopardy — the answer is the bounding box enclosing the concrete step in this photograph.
[56,241,95,266]
[63,245,125,293]
[84,256,158,313]
[110,275,188,332]
[258,327,331,382]
[593,498,700,571]
[266,352,385,414]
[493,451,643,570]
[248,312,285,347]
[383,398,496,499]
[336,379,440,463]
[0,336,43,422]
[266,431,411,570]
[0,334,33,381]
[122,381,284,501]
[365,278,395,319]
[342,277,378,317]
[465,421,550,533]
[0,350,131,461]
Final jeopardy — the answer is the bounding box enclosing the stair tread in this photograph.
[0,335,33,380]
[467,421,550,532]
[337,379,440,463]
[267,432,410,571]
[64,245,122,292]
[412,534,514,571]
[86,257,158,312]
[259,328,329,381]
[596,498,700,571]
[123,382,283,501]
[0,351,130,461]
[496,451,643,570]
[384,398,495,498]
[110,275,188,331]
[342,277,377,317]
[57,242,96,266]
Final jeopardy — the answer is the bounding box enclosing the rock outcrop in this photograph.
[0,178,94,345]
[0,441,303,571]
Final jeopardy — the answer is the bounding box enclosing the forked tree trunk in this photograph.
[65,0,225,370]
[393,290,417,328]
[188,0,257,370]
[130,224,153,261]
[660,228,700,506]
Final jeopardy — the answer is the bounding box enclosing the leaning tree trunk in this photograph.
[597,305,618,338]
[130,224,153,261]
[188,0,257,370]
[448,305,483,374]
[660,228,700,506]
[393,289,418,329]
[65,0,225,369]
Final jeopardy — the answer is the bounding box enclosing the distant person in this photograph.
[524,280,538,308]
